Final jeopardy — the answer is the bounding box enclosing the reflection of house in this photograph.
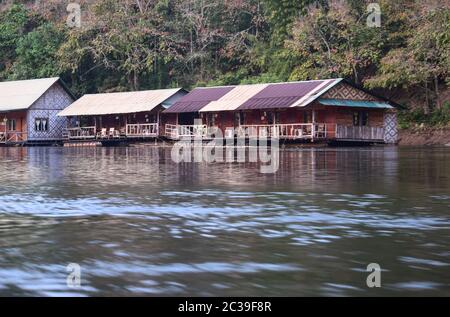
[58,88,187,141]
[163,79,399,144]
[0,77,75,145]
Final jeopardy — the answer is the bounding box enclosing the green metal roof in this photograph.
[318,98,394,109]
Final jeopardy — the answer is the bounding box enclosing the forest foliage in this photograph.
[0,0,449,125]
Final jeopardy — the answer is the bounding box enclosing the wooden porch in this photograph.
[64,123,159,141]
[164,123,330,140]
[164,123,385,143]
[0,132,28,145]
[335,125,385,142]
[165,124,208,140]
[236,123,329,139]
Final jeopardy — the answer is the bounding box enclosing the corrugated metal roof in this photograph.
[164,86,234,113]
[237,80,341,110]
[318,99,394,109]
[199,84,269,112]
[0,77,60,112]
[289,79,341,108]
[58,88,183,116]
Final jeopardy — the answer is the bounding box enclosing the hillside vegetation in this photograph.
[0,0,449,126]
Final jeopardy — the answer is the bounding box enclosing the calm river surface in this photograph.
[0,146,449,296]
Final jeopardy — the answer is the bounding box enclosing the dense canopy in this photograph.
[0,0,449,126]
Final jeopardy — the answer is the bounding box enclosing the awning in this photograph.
[318,99,394,109]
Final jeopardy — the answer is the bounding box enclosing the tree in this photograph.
[10,23,65,79]
[0,4,30,77]
[262,0,315,45]
[58,0,183,92]
[366,5,450,112]
[284,1,384,84]
[174,0,263,85]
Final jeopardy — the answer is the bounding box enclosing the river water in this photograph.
[0,146,449,296]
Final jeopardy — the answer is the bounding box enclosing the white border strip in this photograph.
[289,78,343,108]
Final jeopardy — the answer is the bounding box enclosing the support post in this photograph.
[312,110,316,142]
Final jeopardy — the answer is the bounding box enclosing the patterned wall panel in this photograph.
[27,83,74,141]
[384,111,398,144]
[322,83,380,101]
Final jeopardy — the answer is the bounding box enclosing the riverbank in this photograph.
[399,127,450,146]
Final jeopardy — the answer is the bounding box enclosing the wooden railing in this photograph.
[237,123,330,139]
[165,123,332,140]
[65,126,97,140]
[335,125,384,141]
[165,124,208,139]
[0,132,28,143]
[126,123,158,137]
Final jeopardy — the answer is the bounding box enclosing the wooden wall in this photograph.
[312,104,384,124]
[0,110,28,140]
[326,107,384,127]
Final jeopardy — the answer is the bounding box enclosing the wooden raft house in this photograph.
[0,77,75,146]
[58,88,187,145]
[162,79,399,144]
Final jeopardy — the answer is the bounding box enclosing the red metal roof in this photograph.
[237,80,333,110]
[164,86,234,113]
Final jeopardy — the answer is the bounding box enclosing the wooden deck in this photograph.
[64,123,159,141]
[165,123,331,140]
[165,124,208,140]
[335,125,384,142]
[237,123,329,139]
[126,123,158,138]
[164,123,385,143]
[0,132,28,145]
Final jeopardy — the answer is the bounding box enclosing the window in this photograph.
[7,119,16,131]
[361,111,369,126]
[353,111,369,126]
[207,113,215,127]
[239,112,245,125]
[35,118,49,132]
[353,112,360,126]
[234,112,245,127]
[267,112,280,125]
[303,111,312,123]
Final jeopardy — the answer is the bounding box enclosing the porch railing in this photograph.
[0,132,28,143]
[165,124,208,139]
[65,126,97,140]
[237,123,330,139]
[126,123,158,137]
[335,125,385,141]
[165,123,332,140]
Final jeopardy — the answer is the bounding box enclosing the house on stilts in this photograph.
[0,77,75,146]
[58,88,187,144]
[162,78,399,144]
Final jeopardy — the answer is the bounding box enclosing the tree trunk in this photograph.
[424,82,430,115]
[353,64,359,85]
[133,71,140,91]
[434,74,441,109]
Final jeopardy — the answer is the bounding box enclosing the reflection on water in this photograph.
[0,146,449,296]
